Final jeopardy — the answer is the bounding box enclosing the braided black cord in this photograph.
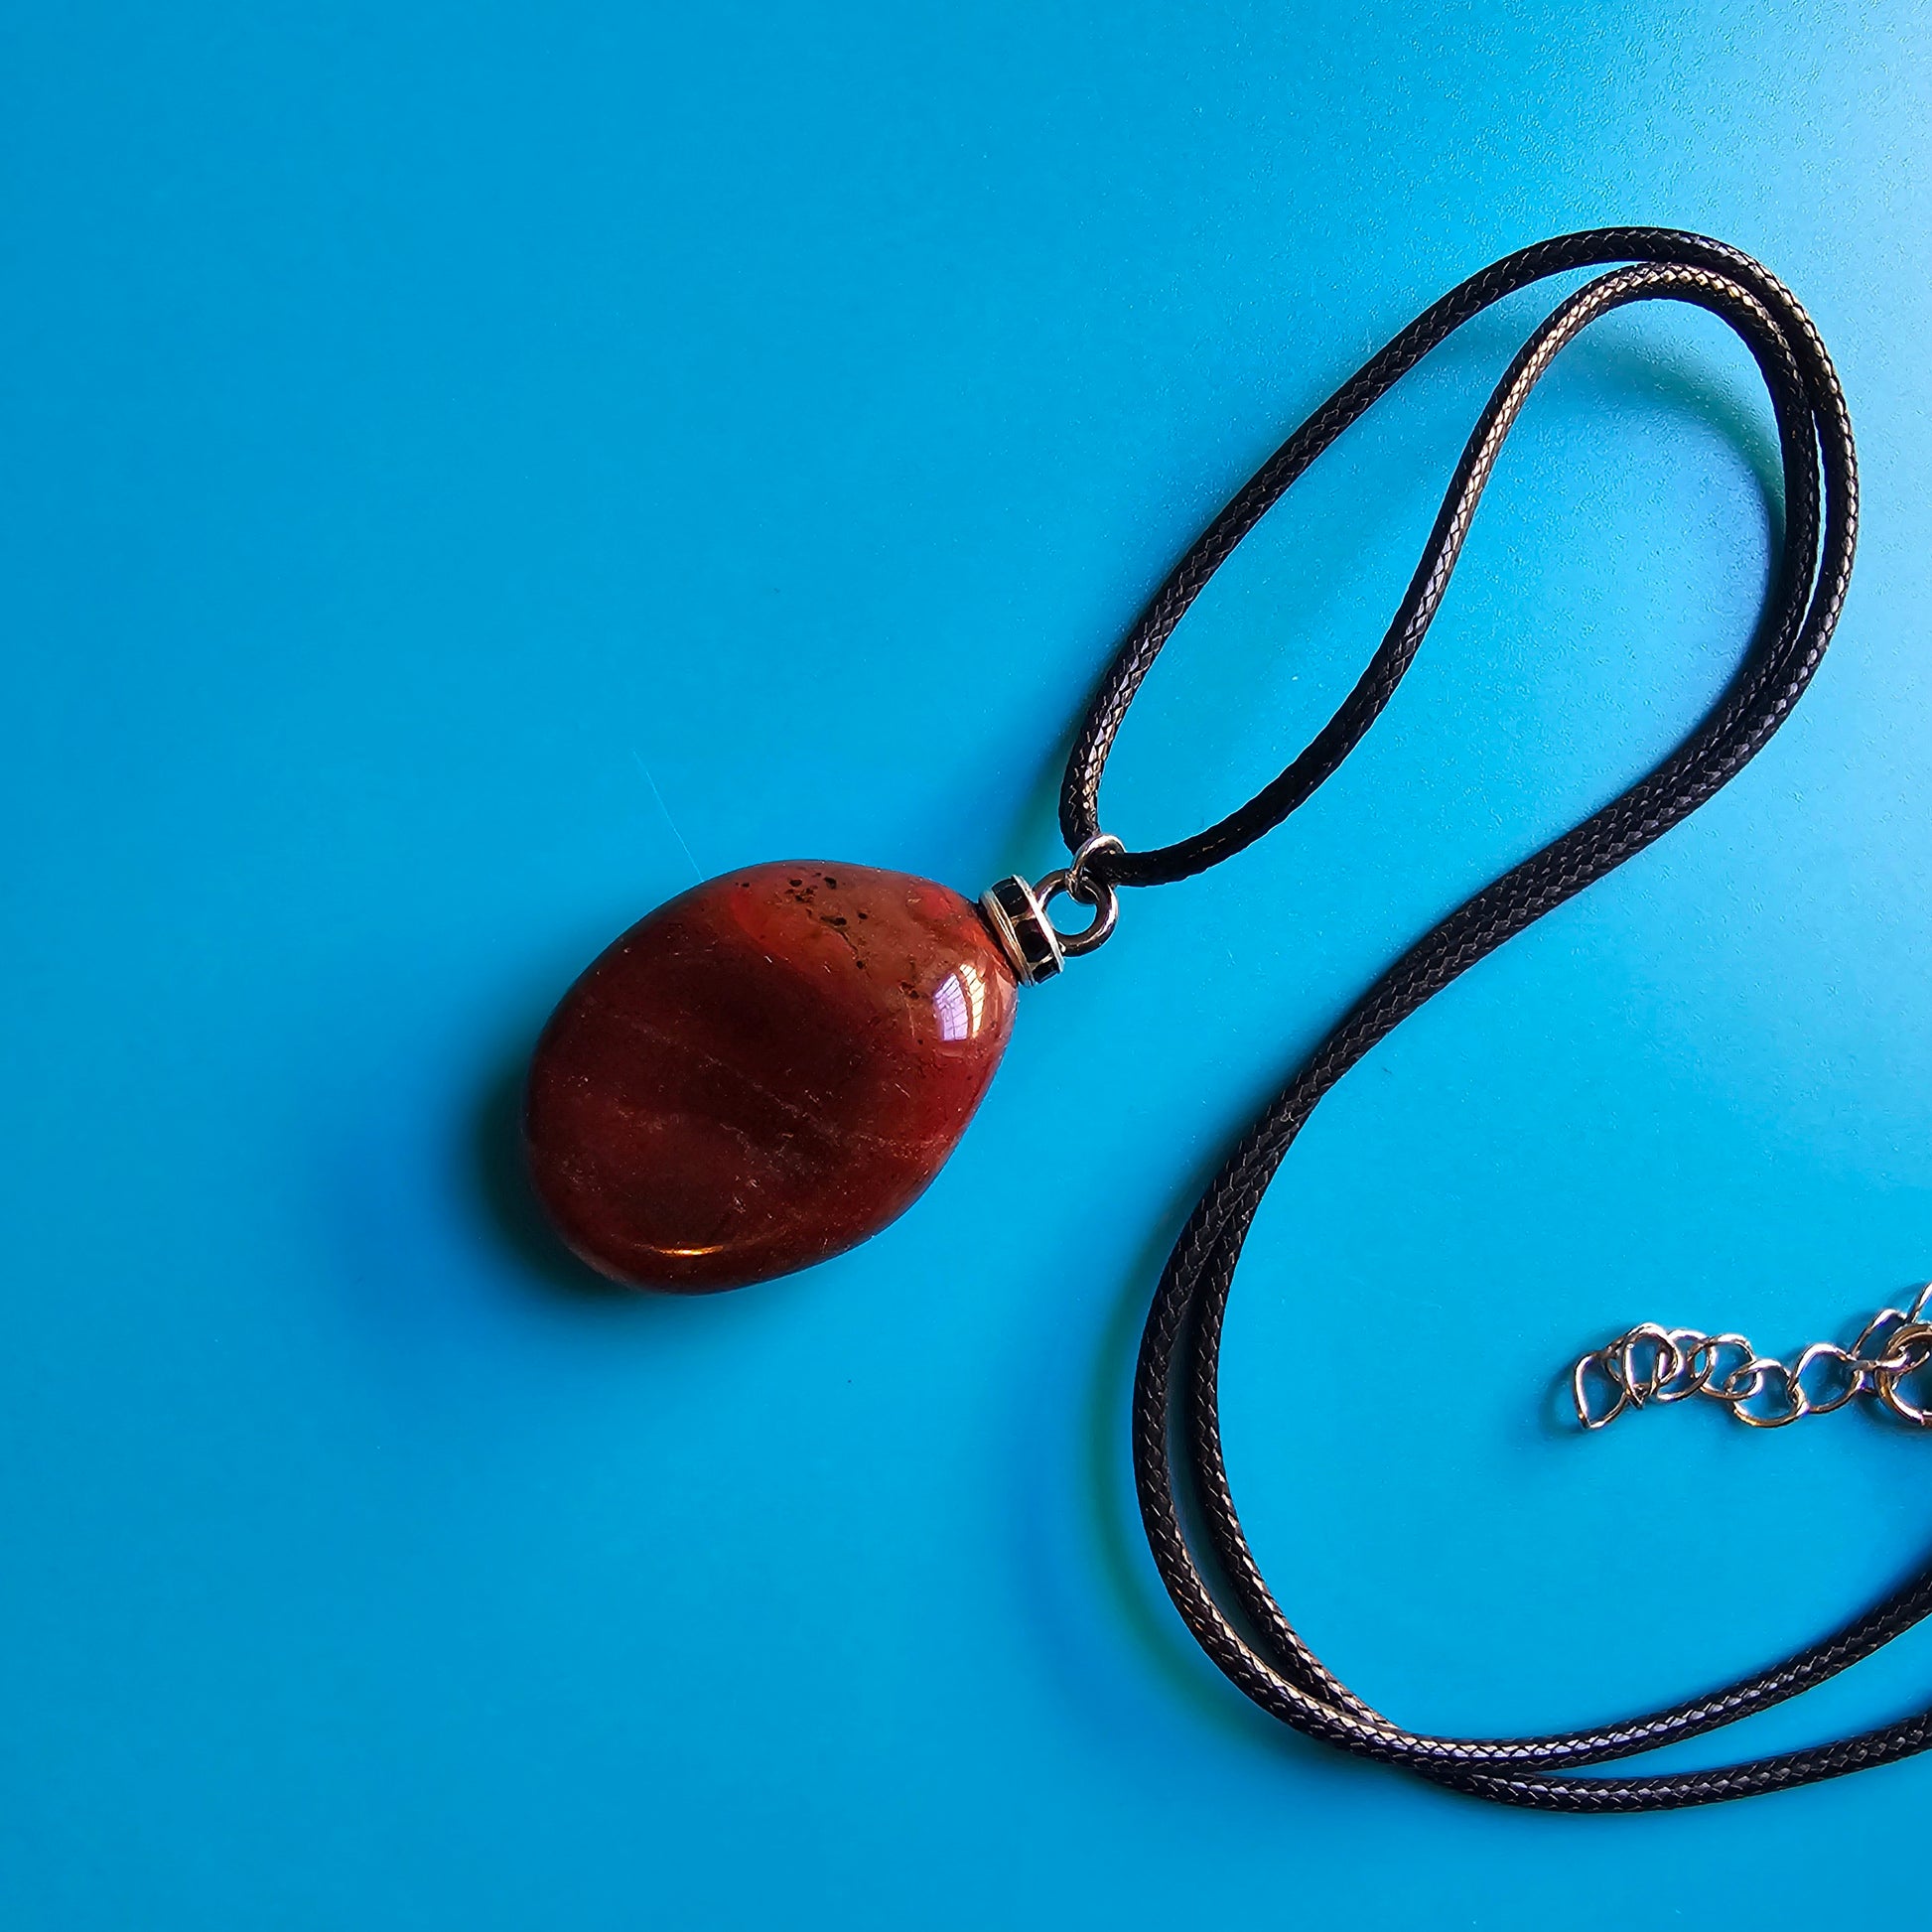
[1067,230,1926,1808]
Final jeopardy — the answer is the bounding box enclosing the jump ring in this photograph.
[1032,866,1121,957]
[1873,1319,1932,1426]
[1064,832,1124,904]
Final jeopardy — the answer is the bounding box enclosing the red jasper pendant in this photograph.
[525,862,1020,1291]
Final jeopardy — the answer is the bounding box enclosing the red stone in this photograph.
[524,862,1019,1291]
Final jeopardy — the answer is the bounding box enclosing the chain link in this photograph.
[1572,1288,1932,1430]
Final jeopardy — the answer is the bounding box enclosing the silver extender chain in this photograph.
[1574,1287,1932,1432]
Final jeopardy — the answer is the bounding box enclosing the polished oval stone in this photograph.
[524,862,1019,1291]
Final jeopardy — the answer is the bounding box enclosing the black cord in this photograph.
[1062,229,1925,1809]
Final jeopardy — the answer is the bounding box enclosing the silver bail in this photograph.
[978,833,1124,987]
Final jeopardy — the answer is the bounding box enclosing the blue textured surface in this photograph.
[6,3,1932,1924]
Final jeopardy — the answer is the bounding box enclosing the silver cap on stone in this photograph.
[979,873,1065,985]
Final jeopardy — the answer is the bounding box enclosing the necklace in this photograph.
[523,229,1931,1810]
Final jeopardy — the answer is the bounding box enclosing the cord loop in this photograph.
[1080,229,1899,1809]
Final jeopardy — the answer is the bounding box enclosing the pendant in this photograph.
[523,843,1118,1291]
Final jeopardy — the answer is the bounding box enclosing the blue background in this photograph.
[5,2,1932,1924]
